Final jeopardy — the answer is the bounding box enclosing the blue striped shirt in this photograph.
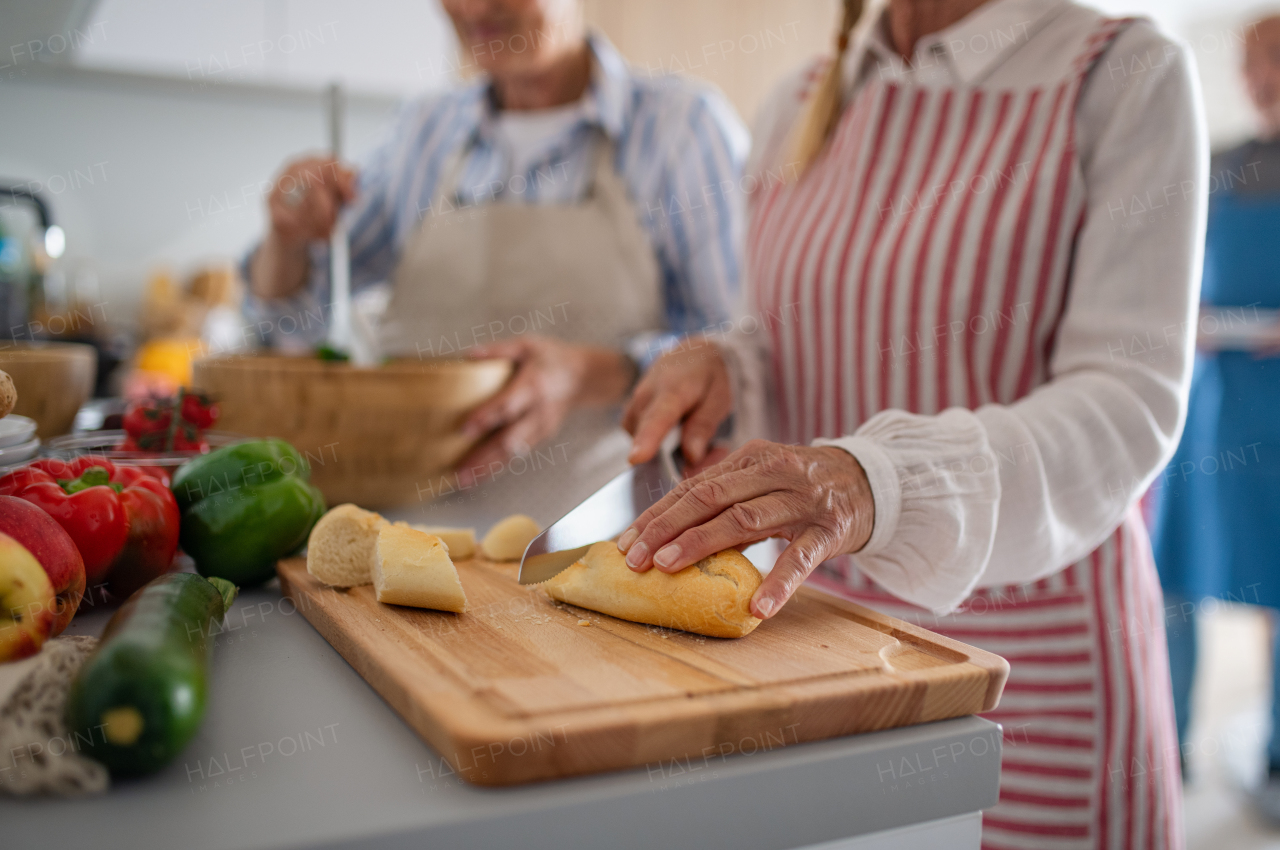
[245,33,748,363]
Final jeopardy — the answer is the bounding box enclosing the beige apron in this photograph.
[384,134,665,526]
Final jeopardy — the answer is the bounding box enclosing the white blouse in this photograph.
[720,0,1208,613]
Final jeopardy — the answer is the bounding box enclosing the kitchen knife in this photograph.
[518,432,684,585]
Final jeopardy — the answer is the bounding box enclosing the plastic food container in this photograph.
[0,437,40,469]
[42,430,245,483]
[0,415,38,448]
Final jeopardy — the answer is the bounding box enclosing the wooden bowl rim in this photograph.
[194,353,512,377]
[0,341,97,362]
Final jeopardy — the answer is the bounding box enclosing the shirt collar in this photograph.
[463,30,630,143]
[863,0,1071,86]
[583,31,630,140]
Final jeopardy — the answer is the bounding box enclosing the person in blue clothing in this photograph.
[242,0,748,525]
[1151,12,1280,816]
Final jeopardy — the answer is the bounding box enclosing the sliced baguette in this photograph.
[306,503,388,587]
[410,525,477,560]
[542,541,763,638]
[374,524,467,613]
[480,514,540,561]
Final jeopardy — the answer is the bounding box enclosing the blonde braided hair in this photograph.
[791,0,866,172]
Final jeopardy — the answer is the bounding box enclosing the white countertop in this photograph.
[1,496,1002,848]
[1,576,1002,849]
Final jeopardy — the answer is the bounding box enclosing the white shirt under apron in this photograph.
[722,0,1206,846]
[492,102,588,180]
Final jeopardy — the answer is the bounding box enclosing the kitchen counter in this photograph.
[1,498,1002,848]
[2,580,1003,850]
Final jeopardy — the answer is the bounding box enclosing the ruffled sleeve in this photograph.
[814,409,1000,613]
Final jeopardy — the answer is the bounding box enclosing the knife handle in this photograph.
[659,428,685,484]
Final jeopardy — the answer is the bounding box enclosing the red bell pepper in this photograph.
[105,464,183,598]
[0,458,181,598]
[0,460,127,584]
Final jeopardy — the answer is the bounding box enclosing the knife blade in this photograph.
[518,432,684,585]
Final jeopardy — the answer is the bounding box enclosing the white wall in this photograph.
[75,0,459,94]
[0,69,404,324]
[0,0,459,324]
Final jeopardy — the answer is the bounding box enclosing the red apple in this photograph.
[0,532,55,662]
[0,495,86,635]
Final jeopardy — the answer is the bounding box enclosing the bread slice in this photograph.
[480,514,540,561]
[542,542,763,638]
[373,524,467,613]
[410,525,476,560]
[306,503,388,587]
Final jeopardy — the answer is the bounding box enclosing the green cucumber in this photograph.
[66,573,238,776]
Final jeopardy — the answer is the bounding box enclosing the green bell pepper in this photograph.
[171,439,325,586]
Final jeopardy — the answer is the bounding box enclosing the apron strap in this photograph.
[585,130,614,200]
[436,124,615,206]
[437,141,472,208]
[1070,16,1139,77]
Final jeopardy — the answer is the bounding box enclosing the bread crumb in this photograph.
[577,619,590,627]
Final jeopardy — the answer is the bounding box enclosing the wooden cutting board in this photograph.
[277,556,1008,786]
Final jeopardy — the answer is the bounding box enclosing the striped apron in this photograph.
[749,18,1182,849]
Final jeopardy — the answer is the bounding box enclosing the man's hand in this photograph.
[250,156,357,301]
[621,338,732,467]
[453,336,635,488]
[268,156,357,245]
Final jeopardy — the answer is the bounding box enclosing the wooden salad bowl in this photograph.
[193,354,513,507]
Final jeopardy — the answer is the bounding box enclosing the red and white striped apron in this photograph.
[749,18,1182,849]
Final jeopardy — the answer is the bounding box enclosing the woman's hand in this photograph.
[621,338,733,466]
[454,335,636,488]
[616,440,875,619]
